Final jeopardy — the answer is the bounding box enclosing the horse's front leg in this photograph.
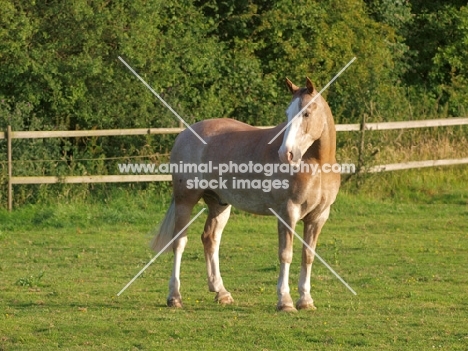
[276,211,299,312]
[296,206,330,310]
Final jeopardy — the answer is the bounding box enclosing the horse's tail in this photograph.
[150,197,176,254]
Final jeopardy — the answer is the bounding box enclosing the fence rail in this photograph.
[337,117,468,131]
[2,117,468,210]
[367,157,468,173]
[4,127,185,139]
[10,175,172,185]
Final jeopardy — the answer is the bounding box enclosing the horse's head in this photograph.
[278,77,326,164]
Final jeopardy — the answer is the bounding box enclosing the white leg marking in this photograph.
[277,262,291,299]
[168,236,187,301]
[298,263,312,296]
[208,245,225,292]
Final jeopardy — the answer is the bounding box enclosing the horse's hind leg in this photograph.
[296,206,330,310]
[167,196,200,308]
[201,196,233,304]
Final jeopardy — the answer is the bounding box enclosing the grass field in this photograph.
[1,183,467,350]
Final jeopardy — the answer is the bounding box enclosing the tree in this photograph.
[197,0,407,123]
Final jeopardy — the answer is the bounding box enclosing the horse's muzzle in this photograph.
[278,147,302,164]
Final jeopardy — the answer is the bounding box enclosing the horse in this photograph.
[151,77,340,312]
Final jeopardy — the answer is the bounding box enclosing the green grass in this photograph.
[1,185,468,350]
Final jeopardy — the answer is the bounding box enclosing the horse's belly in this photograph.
[218,188,280,215]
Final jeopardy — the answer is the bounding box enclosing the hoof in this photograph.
[296,299,317,311]
[215,291,234,305]
[167,297,183,308]
[276,303,298,313]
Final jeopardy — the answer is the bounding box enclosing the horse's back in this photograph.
[191,118,264,137]
[172,118,282,162]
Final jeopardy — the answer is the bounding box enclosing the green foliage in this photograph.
[15,271,44,288]
[196,0,410,123]
[431,5,468,115]
[251,0,397,122]
[401,1,468,115]
[0,0,427,128]
[0,99,68,178]
[1,0,467,127]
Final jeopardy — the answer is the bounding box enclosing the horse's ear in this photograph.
[285,77,300,94]
[306,77,315,94]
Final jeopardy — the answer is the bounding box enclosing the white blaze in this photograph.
[279,97,302,161]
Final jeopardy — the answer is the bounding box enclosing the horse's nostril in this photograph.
[287,152,293,162]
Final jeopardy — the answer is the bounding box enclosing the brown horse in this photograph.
[151,77,340,312]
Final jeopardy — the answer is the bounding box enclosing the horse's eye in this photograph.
[304,112,309,118]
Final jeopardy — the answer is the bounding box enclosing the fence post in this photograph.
[357,114,367,172]
[7,125,12,211]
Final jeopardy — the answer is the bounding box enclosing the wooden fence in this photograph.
[2,117,468,210]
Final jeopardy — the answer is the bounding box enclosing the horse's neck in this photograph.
[304,114,337,164]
